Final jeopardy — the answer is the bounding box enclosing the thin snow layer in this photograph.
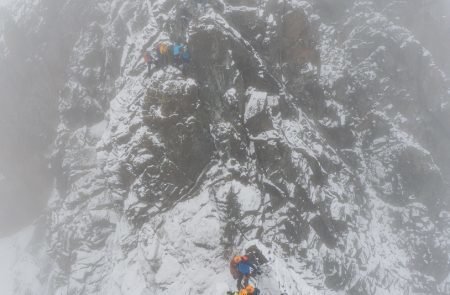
[319,24,347,88]
[103,190,228,295]
[102,181,331,295]
[244,240,324,295]
[244,88,268,123]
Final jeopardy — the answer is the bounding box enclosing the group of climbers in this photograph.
[228,255,261,295]
[142,41,191,75]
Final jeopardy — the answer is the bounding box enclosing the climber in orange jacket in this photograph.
[158,42,170,66]
[230,255,248,279]
[227,284,261,295]
[240,284,260,295]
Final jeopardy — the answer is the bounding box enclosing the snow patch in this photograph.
[244,88,268,123]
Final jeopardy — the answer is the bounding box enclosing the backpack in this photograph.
[237,257,258,276]
[159,43,169,55]
[172,43,182,56]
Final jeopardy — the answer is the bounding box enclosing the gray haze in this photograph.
[0,0,450,294]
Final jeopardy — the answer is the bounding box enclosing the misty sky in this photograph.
[0,0,11,6]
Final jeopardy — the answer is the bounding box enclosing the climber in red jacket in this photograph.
[143,49,152,75]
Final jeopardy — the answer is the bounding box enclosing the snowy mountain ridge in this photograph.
[0,0,449,294]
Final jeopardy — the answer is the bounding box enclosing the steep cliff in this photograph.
[1,0,449,294]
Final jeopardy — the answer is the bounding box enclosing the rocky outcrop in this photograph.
[1,0,449,294]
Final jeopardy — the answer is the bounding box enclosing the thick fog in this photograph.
[0,0,449,294]
[0,8,57,236]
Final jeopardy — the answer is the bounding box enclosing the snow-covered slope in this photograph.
[1,0,449,294]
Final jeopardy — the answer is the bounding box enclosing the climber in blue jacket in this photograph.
[172,42,184,66]
[234,256,259,290]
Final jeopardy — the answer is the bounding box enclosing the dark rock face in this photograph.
[1,0,450,294]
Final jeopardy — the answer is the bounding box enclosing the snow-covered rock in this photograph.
[1,0,449,294]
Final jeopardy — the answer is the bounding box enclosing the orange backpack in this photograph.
[159,43,169,55]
